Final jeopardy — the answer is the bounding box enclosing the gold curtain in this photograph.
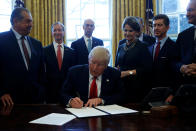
[112,0,156,66]
[23,0,65,46]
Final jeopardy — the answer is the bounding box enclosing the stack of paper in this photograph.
[29,113,76,126]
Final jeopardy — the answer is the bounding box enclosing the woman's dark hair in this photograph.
[122,16,140,32]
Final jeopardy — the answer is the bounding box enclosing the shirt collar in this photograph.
[11,27,26,40]
[89,73,101,80]
[53,41,64,48]
[156,36,168,45]
[84,35,92,41]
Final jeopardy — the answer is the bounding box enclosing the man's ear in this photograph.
[166,25,170,31]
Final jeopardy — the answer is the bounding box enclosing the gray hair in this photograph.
[10,7,31,26]
[122,16,140,32]
[51,21,65,32]
[88,46,110,65]
[83,19,95,26]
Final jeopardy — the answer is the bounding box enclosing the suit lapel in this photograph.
[159,38,170,56]
[48,44,59,70]
[61,45,70,71]
[10,30,27,69]
[100,68,108,97]
[148,44,154,57]
[84,65,90,99]
[81,37,89,53]
[92,37,98,48]
[26,36,37,70]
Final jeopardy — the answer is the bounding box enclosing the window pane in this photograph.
[0,16,11,32]
[161,0,191,37]
[0,0,13,32]
[180,14,192,32]
[162,0,177,13]
[167,16,178,35]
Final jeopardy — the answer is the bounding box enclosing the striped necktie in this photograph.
[154,41,160,60]
[21,36,30,67]
[87,38,92,53]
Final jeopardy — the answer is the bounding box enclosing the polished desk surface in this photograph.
[0,104,196,131]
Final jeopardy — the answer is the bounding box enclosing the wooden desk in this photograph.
[0,104,196,131]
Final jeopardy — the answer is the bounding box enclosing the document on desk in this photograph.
[66,107,108,118]
[95,104,138,115]
[29,113,76,126]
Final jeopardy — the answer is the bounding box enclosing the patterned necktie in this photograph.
[57,44,62,70]
[89,77,98,99]
[87,38,92,53]
[21,36,30,67]
[154,41,160,60]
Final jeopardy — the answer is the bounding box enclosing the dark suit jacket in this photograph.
[60,65,124,106]
[0,30,45,104]
[118,34,155,46]
[174,26,196,84]
[148,37,177,89]
[175,26,195,72]
[44,44,76,103]
[71,37,103,65]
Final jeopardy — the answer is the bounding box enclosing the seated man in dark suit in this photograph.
[71,19,104,65]
[44,22,76,103]
[0,7,45,106]
[61,46,124,108]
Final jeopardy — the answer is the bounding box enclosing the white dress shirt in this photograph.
[53,41,64,59]
[88,74,102,98]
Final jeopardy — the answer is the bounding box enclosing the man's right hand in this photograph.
[70,97,83,108]
[0,94,14,106]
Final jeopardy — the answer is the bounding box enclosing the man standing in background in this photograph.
[71,19,104,65]
[149,14,177,103]
[44,22,76,103]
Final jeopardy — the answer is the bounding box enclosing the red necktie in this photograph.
[89,77,98,99]
[21,36,30,67]
[154,42,160,60]
[57,44,62,70]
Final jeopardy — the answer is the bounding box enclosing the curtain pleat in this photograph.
[23,0,65,46]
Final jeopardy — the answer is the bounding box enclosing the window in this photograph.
[0,0,14,32]
[160,0,191,40]
[65,0,112,53]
